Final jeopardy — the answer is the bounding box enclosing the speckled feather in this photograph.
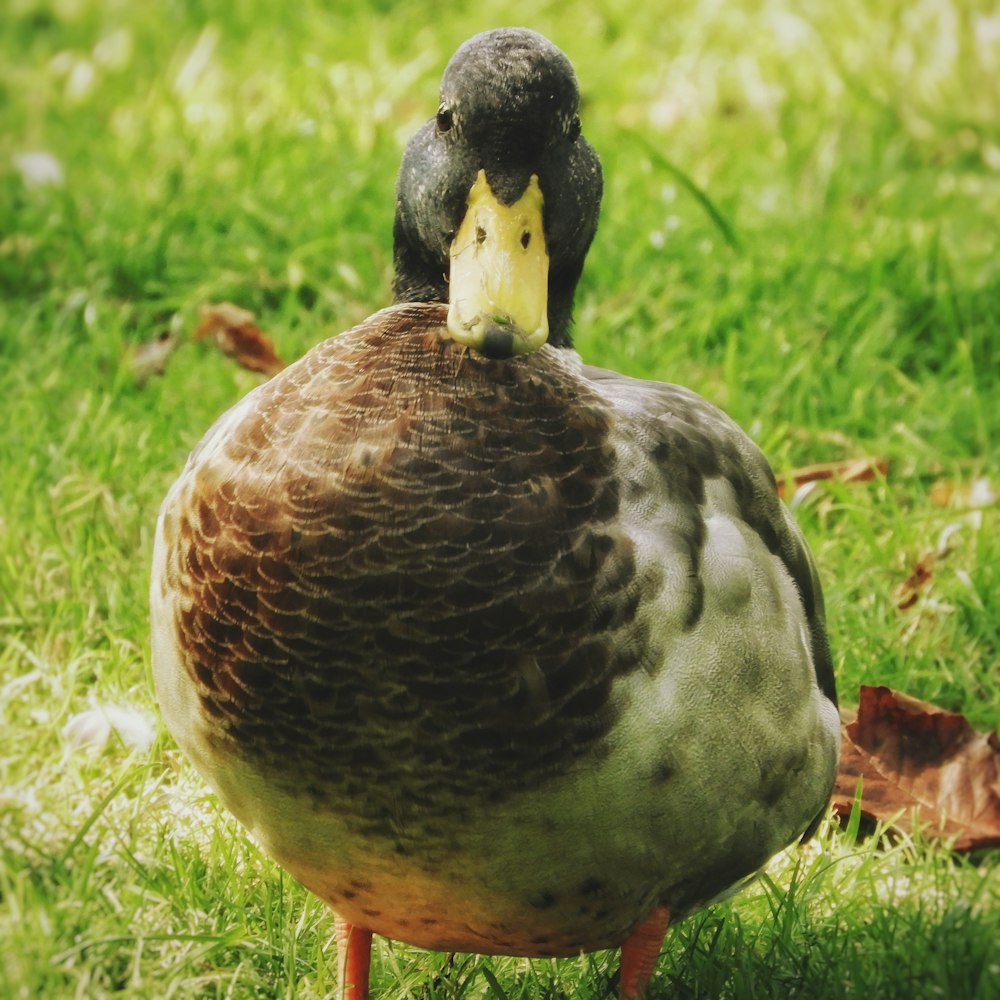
[160,304,641,817]
[152,302,839,955]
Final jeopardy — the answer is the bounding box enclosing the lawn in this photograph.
[1,0,998,997]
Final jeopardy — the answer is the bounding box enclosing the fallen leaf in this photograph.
[194,302,286,376]
[894,549,940,611]
[892,520,966,613]
[129,329,177,385]
[832,685,1000,852]
[929,477,997,510]
[776,456,889,499]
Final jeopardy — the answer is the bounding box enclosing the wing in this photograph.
[583,363,837,710]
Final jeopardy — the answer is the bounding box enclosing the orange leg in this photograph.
[618,905,670,999]
[334,916,373,1000]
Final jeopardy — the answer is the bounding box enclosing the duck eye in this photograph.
[436,104,454,134]
[568,114,581,142]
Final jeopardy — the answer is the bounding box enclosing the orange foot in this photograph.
[333,906,671,1000]
[619,906,671,999]
[334,916,373,1000]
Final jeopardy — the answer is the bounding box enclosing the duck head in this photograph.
[392,28,603,357]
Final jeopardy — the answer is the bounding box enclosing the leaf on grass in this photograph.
[894,549,941,611]
[194,302,286,376]
[929,477,997,510]
[129,329,177,385]
[776,456,889,499]
[832,685,1000,852]
[893,520,966,613]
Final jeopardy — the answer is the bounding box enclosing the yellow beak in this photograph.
[446,170,549,358]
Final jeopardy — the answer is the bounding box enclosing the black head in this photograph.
[392,28,603,349]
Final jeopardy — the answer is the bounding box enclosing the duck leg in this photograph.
[618,905,670,999]
[334,916,373,1000]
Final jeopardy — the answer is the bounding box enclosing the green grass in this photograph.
[1,0,998,996]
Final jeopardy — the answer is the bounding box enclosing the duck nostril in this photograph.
[520,230,531,249]
[475,225,487,245]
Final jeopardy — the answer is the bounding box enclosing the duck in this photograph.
[150,27,840,1000]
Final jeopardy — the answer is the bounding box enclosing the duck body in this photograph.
[152,301,839,959]
[153,27,839,996]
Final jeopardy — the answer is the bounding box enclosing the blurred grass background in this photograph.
[1,0,998,997]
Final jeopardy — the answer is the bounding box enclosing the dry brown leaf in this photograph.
[832,685,1000,852]
[776,456,889,499]
[893,523,964,612]
[893,549,940,611]
[929,477,997,510]
[194,302,286,376]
